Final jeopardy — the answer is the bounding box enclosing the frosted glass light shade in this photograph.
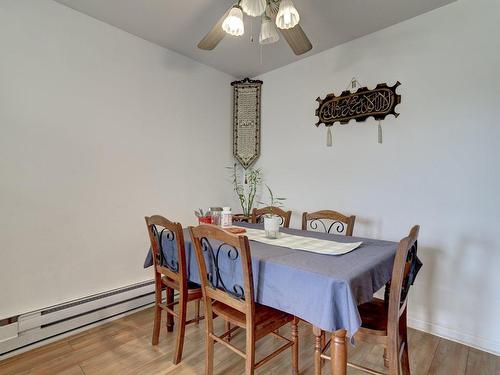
[241,0,266,17]
[276,0,300,29]
[222,6,245,36]
[259,16,280,45]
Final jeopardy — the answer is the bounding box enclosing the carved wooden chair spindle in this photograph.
[301,210,356,236]
[251,206,292,228]
[145,215,203,364]
[189,224,299,375]
[317,225,420,375]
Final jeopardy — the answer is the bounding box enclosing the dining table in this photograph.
[144,222,400,375]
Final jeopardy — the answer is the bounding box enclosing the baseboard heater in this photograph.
[0,280,156,359]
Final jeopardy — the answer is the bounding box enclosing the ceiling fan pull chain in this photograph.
[250,18,254,43]
[378,121,383,144]
[327,126,333,147]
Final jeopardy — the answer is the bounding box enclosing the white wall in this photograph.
[256,0,500,354]
[0,0,233,319]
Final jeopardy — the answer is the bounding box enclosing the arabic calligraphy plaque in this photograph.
[315,82,401,126]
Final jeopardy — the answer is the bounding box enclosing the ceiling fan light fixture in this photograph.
[241,0,267,17]
[222,5,245,36]
[259,15,280,45]
[276,0,300,30]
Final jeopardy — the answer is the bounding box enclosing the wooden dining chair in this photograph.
[251,206,292,228]
[145,215,203,364]
[301,210,356,236]
[318,225,420,375]
[189,224,299,375]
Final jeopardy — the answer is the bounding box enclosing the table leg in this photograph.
[312,326,322,375]
[330,329,347,375]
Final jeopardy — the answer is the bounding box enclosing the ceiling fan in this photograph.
[198,0,312,55]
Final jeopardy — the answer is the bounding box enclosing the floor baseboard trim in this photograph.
[408,316,500,356]
[0,303,154,362]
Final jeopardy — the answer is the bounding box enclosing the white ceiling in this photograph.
[55,0,455,78]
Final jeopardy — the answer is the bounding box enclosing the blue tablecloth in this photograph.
[144,223,399,336]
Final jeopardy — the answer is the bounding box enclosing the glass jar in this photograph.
[209,207,223,226]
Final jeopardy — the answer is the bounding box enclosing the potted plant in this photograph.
[227,163,262,222]
[259,185,286,239]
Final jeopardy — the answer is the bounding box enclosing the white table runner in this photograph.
[243,228,362,255]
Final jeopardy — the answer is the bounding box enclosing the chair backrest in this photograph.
[251,206,292,228]
[387,225,420,349]
[301,210,356,236]
[145,215,188,290]
[189,224,255,318]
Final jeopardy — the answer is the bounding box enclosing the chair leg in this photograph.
[401,341,410,375]
[387,338,400,375]
[226,321,232,342]
[291,317,299,375]
[173,297,187,364]
[152,304,161,345]
[245,326,256,375]
[166,287,174,332]
[313,326,322,375]
[152,282,162,345]
[400,310,410,375]
[205,332,214,375]
[384,348,389,368]
[195,299,201,325]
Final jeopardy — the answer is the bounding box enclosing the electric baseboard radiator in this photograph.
[0,280,156,359]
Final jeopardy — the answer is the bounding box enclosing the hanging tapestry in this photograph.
[231,78,262,169]
[315,82,401,126]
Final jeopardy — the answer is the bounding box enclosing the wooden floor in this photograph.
[0,305,498,375]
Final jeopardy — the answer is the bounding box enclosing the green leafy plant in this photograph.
[258,185,286,217]
[227,163,262,216]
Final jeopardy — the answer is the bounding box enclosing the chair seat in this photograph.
[161,277,202,300]
[358,297,388,332]
[187,280,202,289]
[212,301,293,340]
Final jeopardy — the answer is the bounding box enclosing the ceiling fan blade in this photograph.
[267,3,312,55]
[279,24,312,55]
[197,8,231,50]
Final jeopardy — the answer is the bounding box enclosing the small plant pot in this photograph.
[198,216,212,225]
[264,215,281,239]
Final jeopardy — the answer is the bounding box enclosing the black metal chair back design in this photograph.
[199,236,246,300]
[301,210,356,236]
[150,222,179,273]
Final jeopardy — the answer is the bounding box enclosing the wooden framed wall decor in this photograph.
[231,78,262,169]
[315,81,401,146]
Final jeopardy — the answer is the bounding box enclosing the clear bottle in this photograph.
[221,207,232,228]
